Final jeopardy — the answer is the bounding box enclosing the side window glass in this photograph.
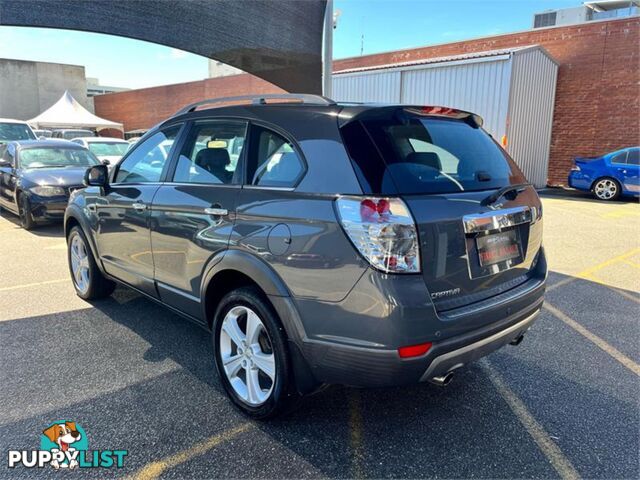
[115,127,180,183]
[625,149,639,166]
[611,152,627,164]
[173,121,247,185]
[408,138,459,174]
[248,127,304,187]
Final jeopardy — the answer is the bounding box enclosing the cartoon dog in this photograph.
[42,422,82,469]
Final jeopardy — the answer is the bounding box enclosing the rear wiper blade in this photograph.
[480,183,532,206]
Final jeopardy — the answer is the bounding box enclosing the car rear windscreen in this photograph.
[0,122,36,141]
[340,110,526,195]
[63,130,93,140]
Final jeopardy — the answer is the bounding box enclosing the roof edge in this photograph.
[334,15,638,64]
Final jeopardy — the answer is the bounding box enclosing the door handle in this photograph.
[132,202,147,212]
[204,207,228,216]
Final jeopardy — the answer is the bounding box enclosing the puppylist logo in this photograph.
[7,421,127,470]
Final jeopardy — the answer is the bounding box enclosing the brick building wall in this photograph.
[94,74,284,132]
[95,17,639,185]
[333,17,639,186]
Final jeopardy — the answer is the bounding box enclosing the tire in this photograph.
[67,226,115,300]
[212,286,295,419]
[18,193,36,230]
[592,177,621,201]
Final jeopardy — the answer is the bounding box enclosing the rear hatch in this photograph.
[339,105,543,313]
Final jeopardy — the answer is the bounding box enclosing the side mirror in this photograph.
[84,164,109,187]
[39,136,47,141]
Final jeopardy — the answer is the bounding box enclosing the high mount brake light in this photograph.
[421,106,460,116]
[335,196,421,274]
[404,106,484,127]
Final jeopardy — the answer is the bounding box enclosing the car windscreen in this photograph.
[341,111,526,195]
[0,123,36,141]
[88,142,129,157]
[63,130,93,140]
[19,147,100,169]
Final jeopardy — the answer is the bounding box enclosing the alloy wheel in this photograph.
[70,234,91,294]
[219,305,276,406]
[594,179,618,200]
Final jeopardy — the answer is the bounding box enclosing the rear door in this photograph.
[340,108,543,315]
[617,148,640,194]
[95,125,182,297]
[150,119,247,319]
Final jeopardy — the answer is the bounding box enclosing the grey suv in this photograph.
[64,94,546,418]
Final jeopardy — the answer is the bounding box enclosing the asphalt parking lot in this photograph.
[1,190,638,479]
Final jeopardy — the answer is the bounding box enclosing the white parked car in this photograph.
[71,137,129,168]
[0,118,37,144]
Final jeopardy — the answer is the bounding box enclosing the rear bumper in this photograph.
[568,171,591,191]
[419,307,538,380]
[301,295,543,388]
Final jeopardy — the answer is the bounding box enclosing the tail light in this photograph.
[335,196,420,273]
[398,342,432,359]
[570,164,581,172]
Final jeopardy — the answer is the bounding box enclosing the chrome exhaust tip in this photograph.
[429,372,454,387]
[510,334,525,346]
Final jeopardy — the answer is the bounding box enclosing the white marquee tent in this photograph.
[28,91,123,132]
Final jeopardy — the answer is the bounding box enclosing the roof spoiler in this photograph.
[338,105,484,129]
[173,94,336,117]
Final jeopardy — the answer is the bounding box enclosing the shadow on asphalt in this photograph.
[0,212,65,238]
[1,272,638,478]
[539,187,640,205]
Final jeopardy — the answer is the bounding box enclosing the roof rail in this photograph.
[173,94,336,116]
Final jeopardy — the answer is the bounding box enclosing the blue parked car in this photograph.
[568,147,640,201]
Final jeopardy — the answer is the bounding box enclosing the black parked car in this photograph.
[0,140,100,229]
[65,94,546,418]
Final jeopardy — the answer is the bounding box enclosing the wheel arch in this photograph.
[200,249,292,329]
[64,205,102,271]
[200,249,318,394]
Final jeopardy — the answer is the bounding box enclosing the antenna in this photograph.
[360,15,365,56]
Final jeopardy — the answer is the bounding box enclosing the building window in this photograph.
[534,12,557,28]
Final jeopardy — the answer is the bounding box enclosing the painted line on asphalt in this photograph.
[482,361,580,480]
[347,389,365,479]
[544,303,640,376]
[132,423,252,480]
[575,247,640,279]
[0,278,68,292]
[547,247,640,294]
[601,208,640,219]
[545,277,575,292]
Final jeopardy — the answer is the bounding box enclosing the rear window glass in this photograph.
[341,112,525,195]
[87,142,129,157]
[63,130,93,140]
[0,122,36,141]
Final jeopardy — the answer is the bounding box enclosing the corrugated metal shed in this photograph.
[332,45,559,187]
